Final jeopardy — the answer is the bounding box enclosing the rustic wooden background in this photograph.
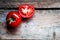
[0,0,60,8]
[0,0,60,40]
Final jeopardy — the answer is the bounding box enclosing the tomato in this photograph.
[18,4,35,18]
[6,11,22,28]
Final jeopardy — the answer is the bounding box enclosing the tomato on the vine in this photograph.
[18,4,35,18]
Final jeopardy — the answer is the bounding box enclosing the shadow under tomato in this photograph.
[6,22,18,35]
[22,17,33,23]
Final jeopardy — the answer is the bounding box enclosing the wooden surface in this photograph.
[0,0,60,8]
[0,10,60,40]
[0,0,60,40]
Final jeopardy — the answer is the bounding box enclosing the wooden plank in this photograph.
[0,0,60,8]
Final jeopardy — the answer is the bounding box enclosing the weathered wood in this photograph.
[0,0,60,8]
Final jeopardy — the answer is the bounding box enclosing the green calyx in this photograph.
[10,17,15,21]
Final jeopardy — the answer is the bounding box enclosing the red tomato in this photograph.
[6,11,22,28]
[18,4,35,18]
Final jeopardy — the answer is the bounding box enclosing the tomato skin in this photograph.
[18,4,35,18]
[6,11,22,28]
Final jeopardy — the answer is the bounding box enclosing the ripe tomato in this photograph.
[18,4,35,18]
[6,11,22,28]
